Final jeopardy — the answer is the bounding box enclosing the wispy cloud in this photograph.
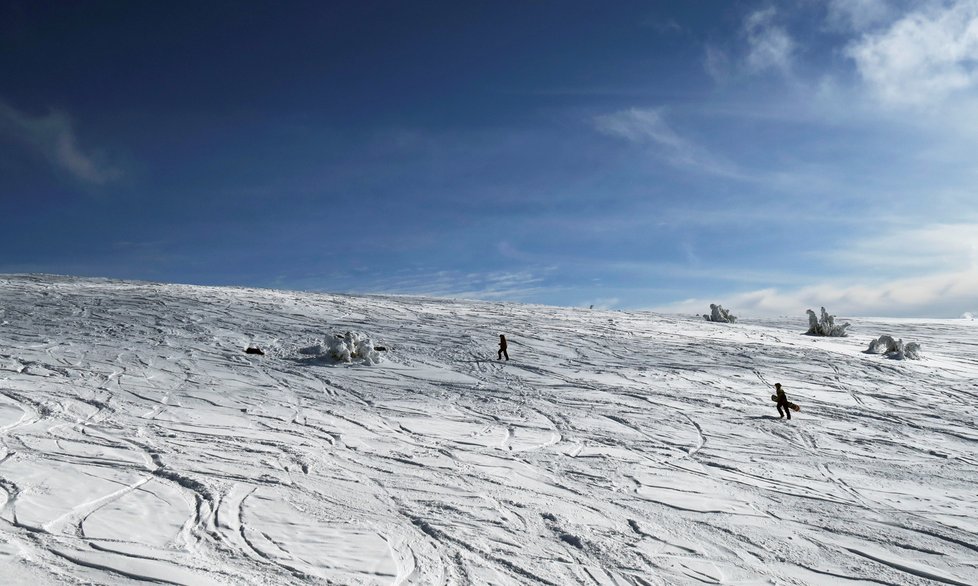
[701,8,794,83]
[846,1,978,108]
[824,222,978,272]
[744,8,795,75]
[592,107,742,177]
[825,0,893,32]
[314,267,561,303]
[0,99,120,184]
[703,45,732,83]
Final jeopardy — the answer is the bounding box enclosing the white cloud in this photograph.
[655,222,978,317]
[826,223,978,272]
[593,108,742,177]
[703,45,732,82]
[657,269,978,318]
[0,99,119,184]
[744,8,795,75]
[846,1,978,107]
[825,0,893,31]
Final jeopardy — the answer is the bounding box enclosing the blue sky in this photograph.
[2,1,977,317]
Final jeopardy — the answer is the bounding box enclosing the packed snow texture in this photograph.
[805,306,851,337]
[702,303,736,323]
[866,335,923,360]
[2,275,978,585]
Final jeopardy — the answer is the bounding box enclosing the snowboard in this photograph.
[771,394,800,411]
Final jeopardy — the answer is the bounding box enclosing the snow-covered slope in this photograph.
[1,275,976,585]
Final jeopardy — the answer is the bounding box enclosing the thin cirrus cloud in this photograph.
[846,0,978,107]
[592,107,742,178]
[318,267,557,303]
[0,99,120,184]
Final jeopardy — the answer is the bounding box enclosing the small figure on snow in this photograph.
[774,383,791,420]
[497,334,509,361]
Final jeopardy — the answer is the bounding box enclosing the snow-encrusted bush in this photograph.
[300,331,381,365]
[703,304,737,323]
[866,335,922,360]
[866,334,897,354]
[903,342,922,360]
[805,307,850,337]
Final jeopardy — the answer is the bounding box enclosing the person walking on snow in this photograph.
[497,334,509,361]
[774,383,791,420]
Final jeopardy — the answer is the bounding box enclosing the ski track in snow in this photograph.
[1,274,977,585]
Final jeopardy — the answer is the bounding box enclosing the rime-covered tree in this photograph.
[805,307,850,337]
[703,303,737,323]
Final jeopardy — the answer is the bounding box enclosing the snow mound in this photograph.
[805,307,850,337]
[301,331,381,365]
[866,335,922,360]
[703,303,737,323]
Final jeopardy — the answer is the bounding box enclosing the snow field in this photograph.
[1,275,977,585]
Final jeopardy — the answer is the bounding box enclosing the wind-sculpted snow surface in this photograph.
[1,275,977,585]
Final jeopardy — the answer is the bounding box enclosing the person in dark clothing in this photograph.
[775,383,791,420]
[497,334,509,361]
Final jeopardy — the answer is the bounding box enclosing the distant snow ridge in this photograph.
[866,335,922,360]
[703,303,737,323]
[805,307,850,337]
[300,331,381,365]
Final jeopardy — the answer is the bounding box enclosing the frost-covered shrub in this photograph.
[903,342,922,360]
[703,303,737,323]
[805,307,850,337]
[866,334,897,354]
[865,335,922,360]
[301,331,381,365]
[330,331,381,364]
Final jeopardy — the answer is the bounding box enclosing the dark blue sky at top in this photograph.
[2,1,976,316]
